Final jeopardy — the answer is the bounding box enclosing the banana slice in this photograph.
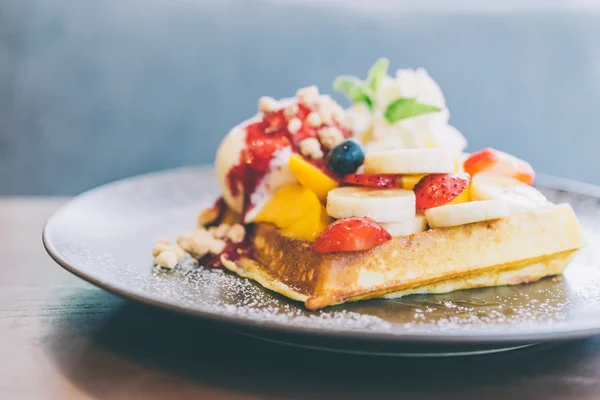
[364,149,454,174]
[471,173,549,214]
[327,187,416,223]
[425,200,509,228]
[380,215,427,236]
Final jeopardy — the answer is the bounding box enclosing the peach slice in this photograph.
[255,184,332,241]
[289,154,338,202]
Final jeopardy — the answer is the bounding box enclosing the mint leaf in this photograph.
[384,98,441,123]
[333,75,374,109]
[366,57,389,92]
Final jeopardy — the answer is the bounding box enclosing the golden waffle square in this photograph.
[222,203,584,310]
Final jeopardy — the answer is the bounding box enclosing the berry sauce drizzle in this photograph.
[226,103,350,219]
[198,230,255,268]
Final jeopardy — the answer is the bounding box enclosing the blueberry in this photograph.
[328,140,365,175]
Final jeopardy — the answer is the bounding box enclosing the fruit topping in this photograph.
[425,200,510,228]
[471,172,548,213]
[327,186,416,223]
[289,154,338,202]
[454,157,465,173]
[341,173,401,188]
[328,140,365,175]
[400,174,425,190]
[312,217,392,253]
[282,205,331,242]
[448,182,471,205]
[364,149,454,174]
[463,148,535,185]
[255,184,332,241]
[220,86,353,222]
[413,173,471,212]
[379,215,427,237]
[225,117,293,217]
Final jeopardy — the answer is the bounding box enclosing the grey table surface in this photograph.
[2,197,600,400]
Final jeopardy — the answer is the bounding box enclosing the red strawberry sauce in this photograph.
[198,231,255,267]
[226,103,350,218]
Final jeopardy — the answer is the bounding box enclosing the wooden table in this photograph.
[2,198,600,400]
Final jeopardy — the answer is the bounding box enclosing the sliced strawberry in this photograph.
[463,147,498,176]
[341,173,401,188]
[464,148,535,185]
[311,217,392,254]
[414,173,470,212]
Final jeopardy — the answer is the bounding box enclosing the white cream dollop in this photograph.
[394,68,447,111]
[349,67,467,155]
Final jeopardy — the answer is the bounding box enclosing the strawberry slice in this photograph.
[464,148,535,185]
[414,173,470,212]
[311,217,392,253]
[342,173,401,188]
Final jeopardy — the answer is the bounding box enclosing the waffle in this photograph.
[221,203,584,310]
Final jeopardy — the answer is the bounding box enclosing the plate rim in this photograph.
[42,166,600,345]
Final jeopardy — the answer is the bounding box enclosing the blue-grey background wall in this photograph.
[1,0,599,195]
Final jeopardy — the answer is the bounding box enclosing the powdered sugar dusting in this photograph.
[147,263,392,332]
[45,167,600,340]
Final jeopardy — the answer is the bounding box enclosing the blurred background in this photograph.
[1,0,599,195]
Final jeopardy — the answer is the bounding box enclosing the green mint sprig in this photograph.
[366,57,389,92]
[333,57,389,111]
[333,76,374,109]
[333,57,441,123]
[384,98,441,124]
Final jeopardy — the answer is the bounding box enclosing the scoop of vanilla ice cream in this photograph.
[215,123,247,213]
[214,117,296,223]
